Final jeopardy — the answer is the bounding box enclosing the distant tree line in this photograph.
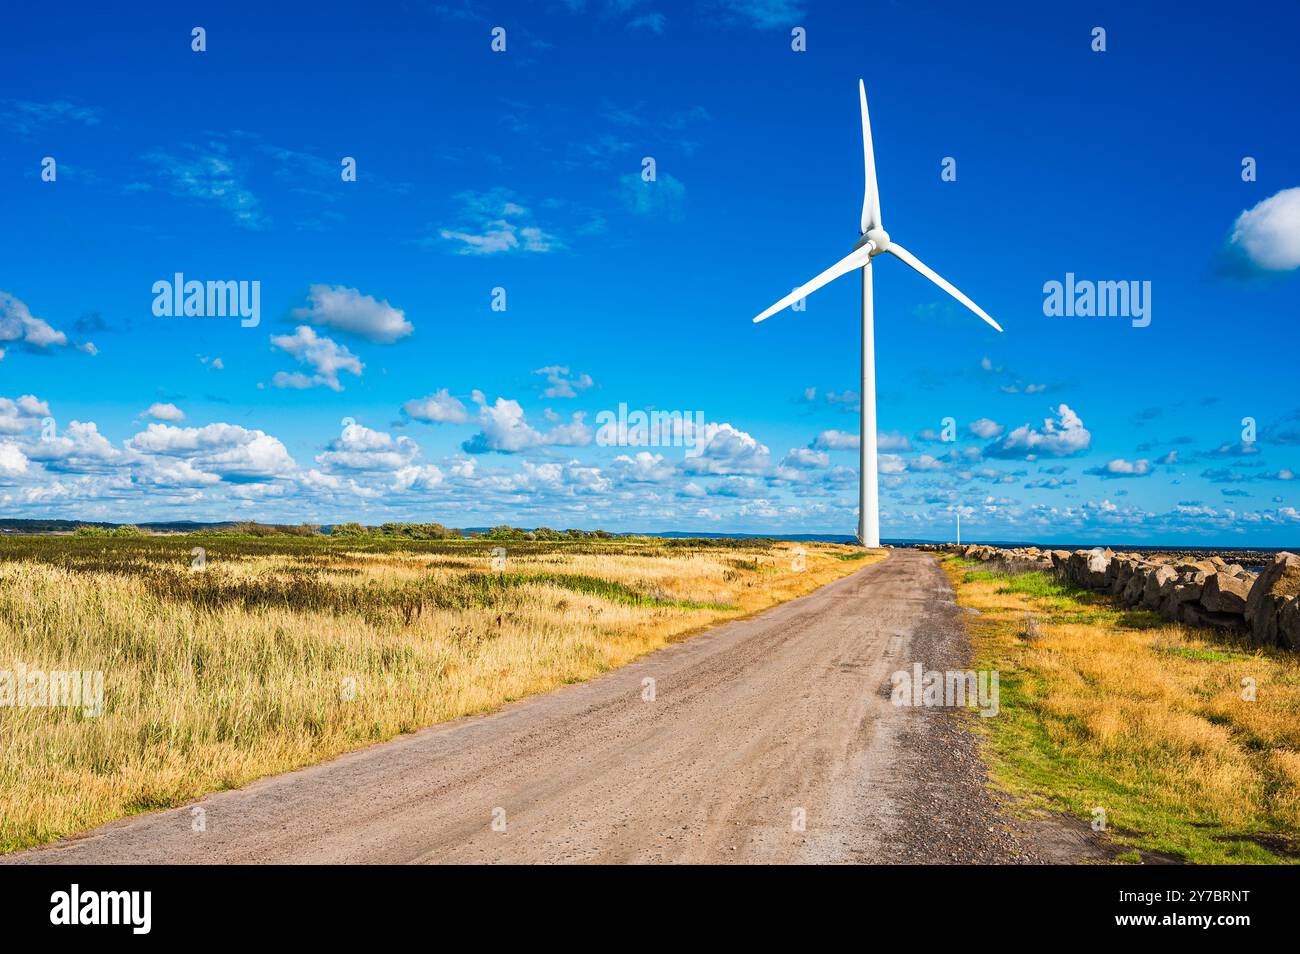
[479,525,613,541]
[74,525,147,538]
[329,522,459,540]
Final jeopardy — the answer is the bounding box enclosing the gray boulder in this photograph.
[1143,565,1177,609]
[1245,552,1300,648]
[1200,572,1253,615]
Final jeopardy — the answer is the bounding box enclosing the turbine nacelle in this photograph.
[863,227,890,255]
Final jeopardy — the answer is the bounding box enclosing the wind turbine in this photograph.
[751,80,1004,548]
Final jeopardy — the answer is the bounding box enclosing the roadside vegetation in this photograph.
[0,531,879,853]
[944,557,1300,864]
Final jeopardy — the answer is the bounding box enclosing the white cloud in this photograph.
[812,429,859,451]
[1086,458,1153,479]
[270,326,363,391]
[968,418,1004,439]
[984,404,1091,459]
[392,464,445,492]
[316,424,420,472]
[534,366,594,399]
[780,447,829,469]
[909,454,947,472]
[0,441,29,477]
[144,402,185,423]
[25,421,121,472]
[462,395,592,453]
[1228,187,1300,271]
[127,422,296,480]
[292,285,413,343]
[0,395,50,434]
[609,452,674,483]
[877,431,912,452]
[0,292,71,352]
[683,423,771,475]
[404,388,470,424]
[438,190,559,255]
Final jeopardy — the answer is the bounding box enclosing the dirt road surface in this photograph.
[7,549,1043,864]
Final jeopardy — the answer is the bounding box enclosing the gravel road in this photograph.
[7,549,1043,864]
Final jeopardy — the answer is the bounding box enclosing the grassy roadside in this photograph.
[942,556,1300,864]
[0,536,881,853]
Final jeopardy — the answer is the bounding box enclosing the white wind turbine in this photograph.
[752,80,1004,548]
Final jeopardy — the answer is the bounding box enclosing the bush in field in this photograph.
[329,522,370,538]
[377,522,458,540]
[229,522,321,537]
[481,526,615,541]
[75,524,146,538]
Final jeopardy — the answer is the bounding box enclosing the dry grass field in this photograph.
[0,533,876,853]
[945,556,1300,864]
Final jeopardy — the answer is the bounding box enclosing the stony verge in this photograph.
[919,543,1300,652]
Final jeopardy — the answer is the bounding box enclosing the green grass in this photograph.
[972,669,1284,864]
[945,557,1300,865]
[494,572,737,611]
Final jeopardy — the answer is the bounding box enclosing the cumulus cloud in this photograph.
[812,429,859,451]
[1085,458,1153,479]
[984,404,1091,459]
[534,366,594,399]
[968,418,1004,440]
[1226,187,1300,271]
[780,447,829,469]
[0,292,74,353]
[403,388,470,424]
[0,395,50,434]
[127,422,296,481]
[0,441,29,477]
[461,395,592,454]
[608,451,675,483]
[25,421,121,472]
[682,423,771,475]
[877,431,912,452]
[270,326,363,391]
[144,402,185,423]
[316,423,420,472]
[291,284,413,343]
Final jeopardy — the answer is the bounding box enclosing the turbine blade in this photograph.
[886,243,1004,333]
[859,79,882,234]
[752,245,873,323]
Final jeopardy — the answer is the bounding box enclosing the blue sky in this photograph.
[1,0,1298,543]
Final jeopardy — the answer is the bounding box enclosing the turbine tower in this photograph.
[752,80,1004,548]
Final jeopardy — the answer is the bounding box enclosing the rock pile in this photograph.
[919,543,1300,652]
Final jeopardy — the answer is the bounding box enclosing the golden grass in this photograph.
[0,537,879,852]
[945,559,1300,863]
